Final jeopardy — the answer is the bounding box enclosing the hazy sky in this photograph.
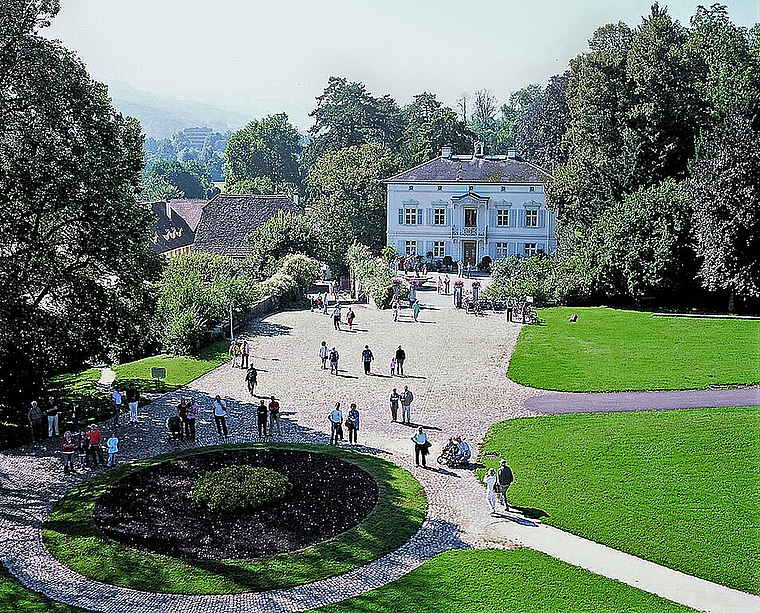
[44,0,760,130]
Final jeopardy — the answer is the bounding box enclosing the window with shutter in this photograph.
[417,209,423,224]
[398,208,404,225]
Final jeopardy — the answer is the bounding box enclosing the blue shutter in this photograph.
[445,208,452,226]
[417,208,423,224]
[539,209,546,228]
[397,240,405,254]
[398,208,404,225]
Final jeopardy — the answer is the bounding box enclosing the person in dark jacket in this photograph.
[257,399,268,437]
[497,459,514,509]
[395,346,406,376]
[28,401,43,442]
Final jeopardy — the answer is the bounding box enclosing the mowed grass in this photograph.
[43,443,426,594]
[315,549,697,613]
[113,339,229,392]
[508,307,760,392]
[479,408,760,594]
[0,564,84,613]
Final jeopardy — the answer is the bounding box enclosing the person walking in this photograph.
[87,425,105,467]
[240,340,250,369]
[106,433,119,467]
[411,426,429,467]
[185,397,198,441]
[346,403,359,445]
[229,340,240,368]
[61,432,77,474]
[389,388,400,422]
[409,284,416,307]
[28,401,44,443]
[268,396,281,435]
[392,298,400,322]
[497,459,514,509]
[319,341,329,369]
[437,277,442,294]
[328,403,343,445]
[400,385,413,424]
[332,305,342,330]
[127,386,140,424]
[256,400,268,437]
[329,347,339,375]
[412,300,421,322]
[246,366,258,395]
[483,468,498,514]
[361,345,374,375]
[347,307,355,330]
[213,395,229,437]
[111,387,123,429]
[395,346,406,376]
[46,396,60,437]
[444,275,450,294]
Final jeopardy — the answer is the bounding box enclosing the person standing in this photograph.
[46,396,60,437]
[409,284,416,307]
[361,345,374,375]
[346,403,359,445]
[87,425,104,466]
[400,385,413,424]
[257,400,268,437]
[246,366,258,395]
[28,401,43,443]
[111,387,123,428]
[241,340,250,369]
[444,275,450,294]
[332,305,342,330]
[347,307,355,330]
[328,403,343,445]
[213,395,229,437]
[392,298,400,322]
[412,300,421,322]
[390,357,396,377]
[178,397,189,437]
[268,396,281,435]
[395,346,406,376]
[437,277,442,294]
[483,468,498,514]
[185,397,198,441]
[61,432,77,474]
[127,386,139,424]
[319,341,329,369]
[229,340,240,368]
[411,427,429,467]
[77,427,88,468]
[329,347,339,375]
[106,433,119,467]
[389,388,400,422]
[497,459,514,509]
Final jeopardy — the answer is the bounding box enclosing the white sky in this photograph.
[44,0,760,130]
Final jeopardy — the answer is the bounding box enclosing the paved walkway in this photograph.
[0,274,757,612]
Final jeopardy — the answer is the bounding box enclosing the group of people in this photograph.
[318,341,408,379]
[228,339,252,369]
[327,402,360,445]
[58,424,118,474]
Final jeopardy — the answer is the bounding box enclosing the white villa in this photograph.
[384,143,557,267]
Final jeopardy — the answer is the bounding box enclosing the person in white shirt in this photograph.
[332,306,342,330]
[319,341,329,369]
[483,468,498,514]
[411,426,429,467]
[328,403,343,445]
[213,395,228,437]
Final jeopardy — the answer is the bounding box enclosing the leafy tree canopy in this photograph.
[243,211,317,278]
[143,159,217,200]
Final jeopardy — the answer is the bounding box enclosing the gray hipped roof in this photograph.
[193,194,298,258]
[385,156,551,184]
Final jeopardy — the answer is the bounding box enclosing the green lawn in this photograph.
[479,408,760,594]
[113,339,229,392]
[316,549,697,613]
[43,443,426,594]
[0,564,84,613]
[508,307,760,392]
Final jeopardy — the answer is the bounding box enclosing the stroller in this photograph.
[166,415,184,443]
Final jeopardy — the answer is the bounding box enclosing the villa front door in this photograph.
[463,241,477,267]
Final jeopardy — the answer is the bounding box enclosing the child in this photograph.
[347,308,355,330]
[77,428,88,468]
[106,433,119,467]
[390,357,396,376]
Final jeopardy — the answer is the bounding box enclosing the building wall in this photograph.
[386,182,557,263]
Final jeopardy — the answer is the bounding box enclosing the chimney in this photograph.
[474,141,485,157]
[165,200,171,220]
[441,145,452,159]
[507,148,518,159]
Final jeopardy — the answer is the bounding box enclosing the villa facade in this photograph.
[384,145,557,266]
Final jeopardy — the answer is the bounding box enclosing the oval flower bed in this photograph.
[43,443,426,594]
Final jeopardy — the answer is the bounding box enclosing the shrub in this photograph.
[478,256,492,272]
[260,272,300,306]
[347,243,394,308]
[486,254,559,303]
[442,255,454,271]
[189,465,293,512]
[279,254,321,290]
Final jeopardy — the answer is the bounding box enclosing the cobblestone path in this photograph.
[0,281,539,612]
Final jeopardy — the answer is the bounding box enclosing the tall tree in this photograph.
[306,143,399,274]
[515,73,570,169]
[0,0,162,416]
[143,159,216,199]
[305,77,403,165]
[469,88,499,150]
[399,92,474,167]
[689,113,760,306]
[496,84,542,151]
[224,113,302,192]
[243,211,317,278]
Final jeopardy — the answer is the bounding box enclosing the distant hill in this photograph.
[106,81,248,139]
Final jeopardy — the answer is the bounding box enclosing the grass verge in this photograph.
[43,443,426,594]
[508,306,760,392]
[479,408,760,594]
[315,548,698,612]
[0,563,85,613]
